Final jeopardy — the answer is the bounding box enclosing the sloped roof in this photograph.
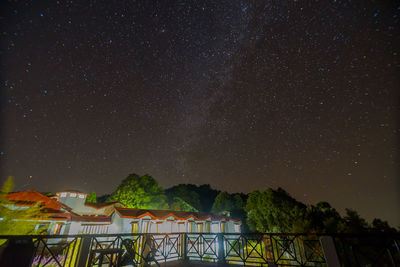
[115,208,239,222]
[6,190,71,211]
[71,214,112,223]
[84,202,124,209]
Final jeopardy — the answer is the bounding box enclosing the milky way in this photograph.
[1,1,399,225]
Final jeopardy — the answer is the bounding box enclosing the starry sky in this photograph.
[1,1,399,225]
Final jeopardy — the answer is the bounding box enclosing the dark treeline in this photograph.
[93,173,397,234]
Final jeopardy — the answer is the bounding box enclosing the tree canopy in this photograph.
[107,173,169,209]
[165,184,202,211]
[86,192,97,203]
[0,177,47,238]
[211,192,245,217]
[165,184,220,212]
[246,188,307,233]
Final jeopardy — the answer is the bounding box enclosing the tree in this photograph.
[292,202,343,233]
[169,197,198,212]
[211,192,234,216]
[86,192,97,203]
[245,188,306,233]
[371,218,396,233]
[166,184,220,212]
[340,209,369,233]
[196,184,221,212]
[97,194,110,203]
[0,177,47,238]
[166,185,202,211]
[107,173,169,209]
[211,192,244,215]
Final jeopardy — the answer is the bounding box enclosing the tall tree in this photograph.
[107,173,169,209]
[165,184,202,211]
[211,192,234,216]
[166,184,220,212]
[340,209,369,233]
[245,188,306,233]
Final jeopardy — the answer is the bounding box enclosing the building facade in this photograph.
[5,190,241,235]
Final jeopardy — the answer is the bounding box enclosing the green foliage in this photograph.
[292,202,344,233]
[107,173,169,209]
[245,188,306,233]
[166,184,220,212]
[0,176,47,237]
[86,192,97,203]
[244,187,397,234]
[165,184,202,211]
[169,197,198,212]
[211,192,245,217]
[1,177,14,195]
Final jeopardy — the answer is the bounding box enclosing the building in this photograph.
[4,190,241,235]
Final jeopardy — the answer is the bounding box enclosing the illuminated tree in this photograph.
[0,177,47,239]
[245,188,306,233]
[86,192,97,203]
[107,173,169,209]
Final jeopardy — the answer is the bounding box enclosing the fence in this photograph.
[0,232,398,266]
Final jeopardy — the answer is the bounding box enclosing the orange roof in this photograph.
[6,190,71,211]
[84,202,124,209]
[71,214,112,223]
[115,208,239,222]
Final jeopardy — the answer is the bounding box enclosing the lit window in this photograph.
[54,224,63,234]
[70,193,77,197]
[132,222,139,233]
[142,220,150,233]
[205,222,211,233]
[221,222,226,233]
[60,192,67,197]
[197,223,203,233]
[78,194,85,199]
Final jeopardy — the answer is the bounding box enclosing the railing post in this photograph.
[217,233,225,264]
[76,236,92,267]
[320,236,341,267]
[181,233,188,262]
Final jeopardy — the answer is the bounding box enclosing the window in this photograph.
[78,194,85,199]
[234,224,240,233]
[142,220,150,233]
[189,221,196,232]
[177,222,185,232]
[197,223,203,233]
[205,222,211,233]
[60,192,67,197]
[81,224,109,234]
[131,222,139,233]
[211,223,219,233]
[221,222,226,233]
[156,222,164,233]
[70,193,77,197]
[54,224,63,234]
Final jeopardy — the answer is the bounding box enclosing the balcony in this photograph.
[0,232,398,266]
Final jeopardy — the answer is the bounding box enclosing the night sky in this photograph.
[1,1,399,225]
